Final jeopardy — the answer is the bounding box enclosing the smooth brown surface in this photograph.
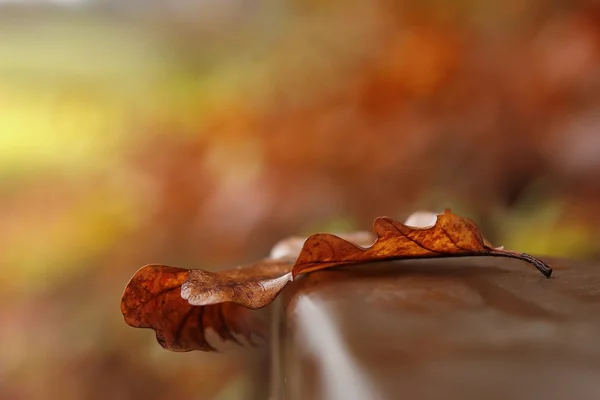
[272,257,600,400]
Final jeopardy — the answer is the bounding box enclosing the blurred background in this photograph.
[2,0,600,399]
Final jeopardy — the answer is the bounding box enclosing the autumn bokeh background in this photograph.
[2,1,600,399]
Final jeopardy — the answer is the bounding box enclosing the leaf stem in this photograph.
[486,249,552,278]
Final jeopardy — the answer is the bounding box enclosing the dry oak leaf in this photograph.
[121,209,552,352]
[121,260,293,352]
[292,209,552,278]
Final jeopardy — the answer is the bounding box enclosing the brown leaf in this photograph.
[292,209,552,278]
[181,259,294,307]
[120,260,293,352]
[121,210,551,352]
